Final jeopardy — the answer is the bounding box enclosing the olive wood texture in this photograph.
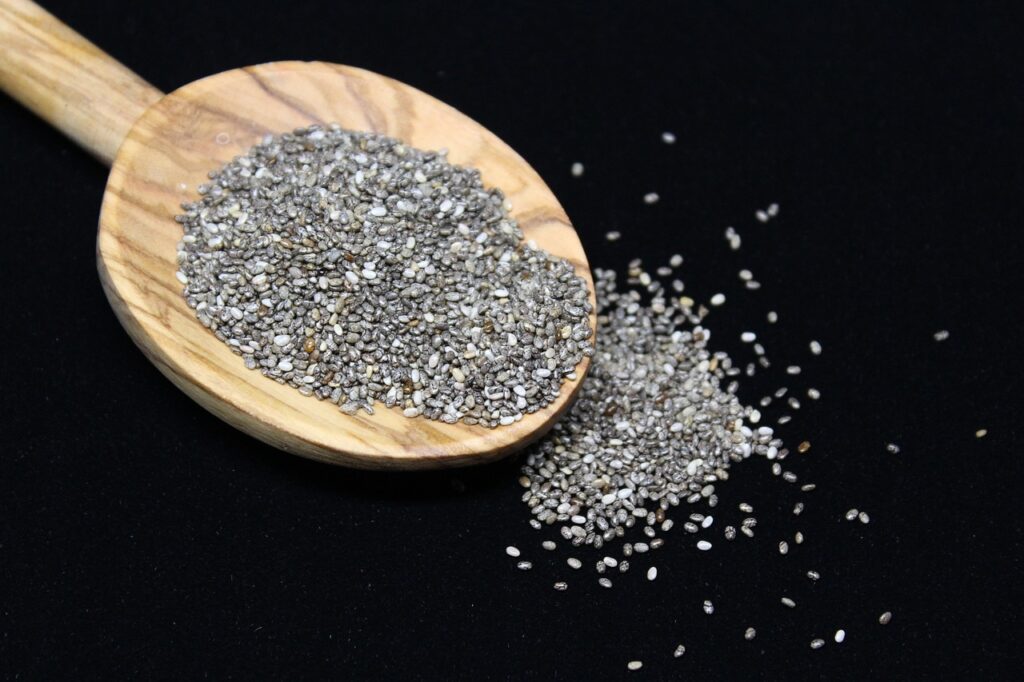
[0,0,596,468]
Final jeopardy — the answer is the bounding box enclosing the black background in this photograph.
[2,1,1022,679]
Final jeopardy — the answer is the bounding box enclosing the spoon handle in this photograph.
[0,0,163,165]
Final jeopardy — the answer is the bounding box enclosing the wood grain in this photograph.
[97,62,597,469]
[0,0,161,163]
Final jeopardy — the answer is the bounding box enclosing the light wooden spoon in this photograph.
[0,0,595,469]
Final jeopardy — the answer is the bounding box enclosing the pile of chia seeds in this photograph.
[175,125,593,426]
[505,151,902,669]
[520,267,770,549]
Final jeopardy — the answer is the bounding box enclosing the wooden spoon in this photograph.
[0,0,595,469]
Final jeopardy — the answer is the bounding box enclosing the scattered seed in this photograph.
[571,161,584,177]
[725,226,742,250]
[703,600,715,615]
[781,597,796,608]
[845,509,859,521]
[975,428,987,438]
[627,660,643,671]
[835,629,846,643]
[886,443,901,454]
[810,638,825,650]
[567,557,582,569]
[647,567,658,581]
[644,192,660,205]
[599,577,613,588]
[933,329,950,342]
[807,387,821,400]
[767,311,778,323]
[859,511,870,524]
[553,581,568,591]
[879,611,893,625]
[606,230,622,241]
[794,532,804,544]
[697,540,713,551]
[673,644,686,658]
[516,561,532,570]
[542,540,557,551]
[809,340,822,355]
[779,541,789,555]
[506,546,520,557]
[798,440,811,453]
[807,570,820,581]
[745,627,757,641]
[661,131,677,144]
[710,293,726,306]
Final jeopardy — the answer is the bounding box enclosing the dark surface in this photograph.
[1,1,1022,679]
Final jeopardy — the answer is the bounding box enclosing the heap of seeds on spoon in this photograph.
[175,125,593,426]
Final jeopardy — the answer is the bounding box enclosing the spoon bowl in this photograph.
[0,1,595,469]
[99,61,595,468]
